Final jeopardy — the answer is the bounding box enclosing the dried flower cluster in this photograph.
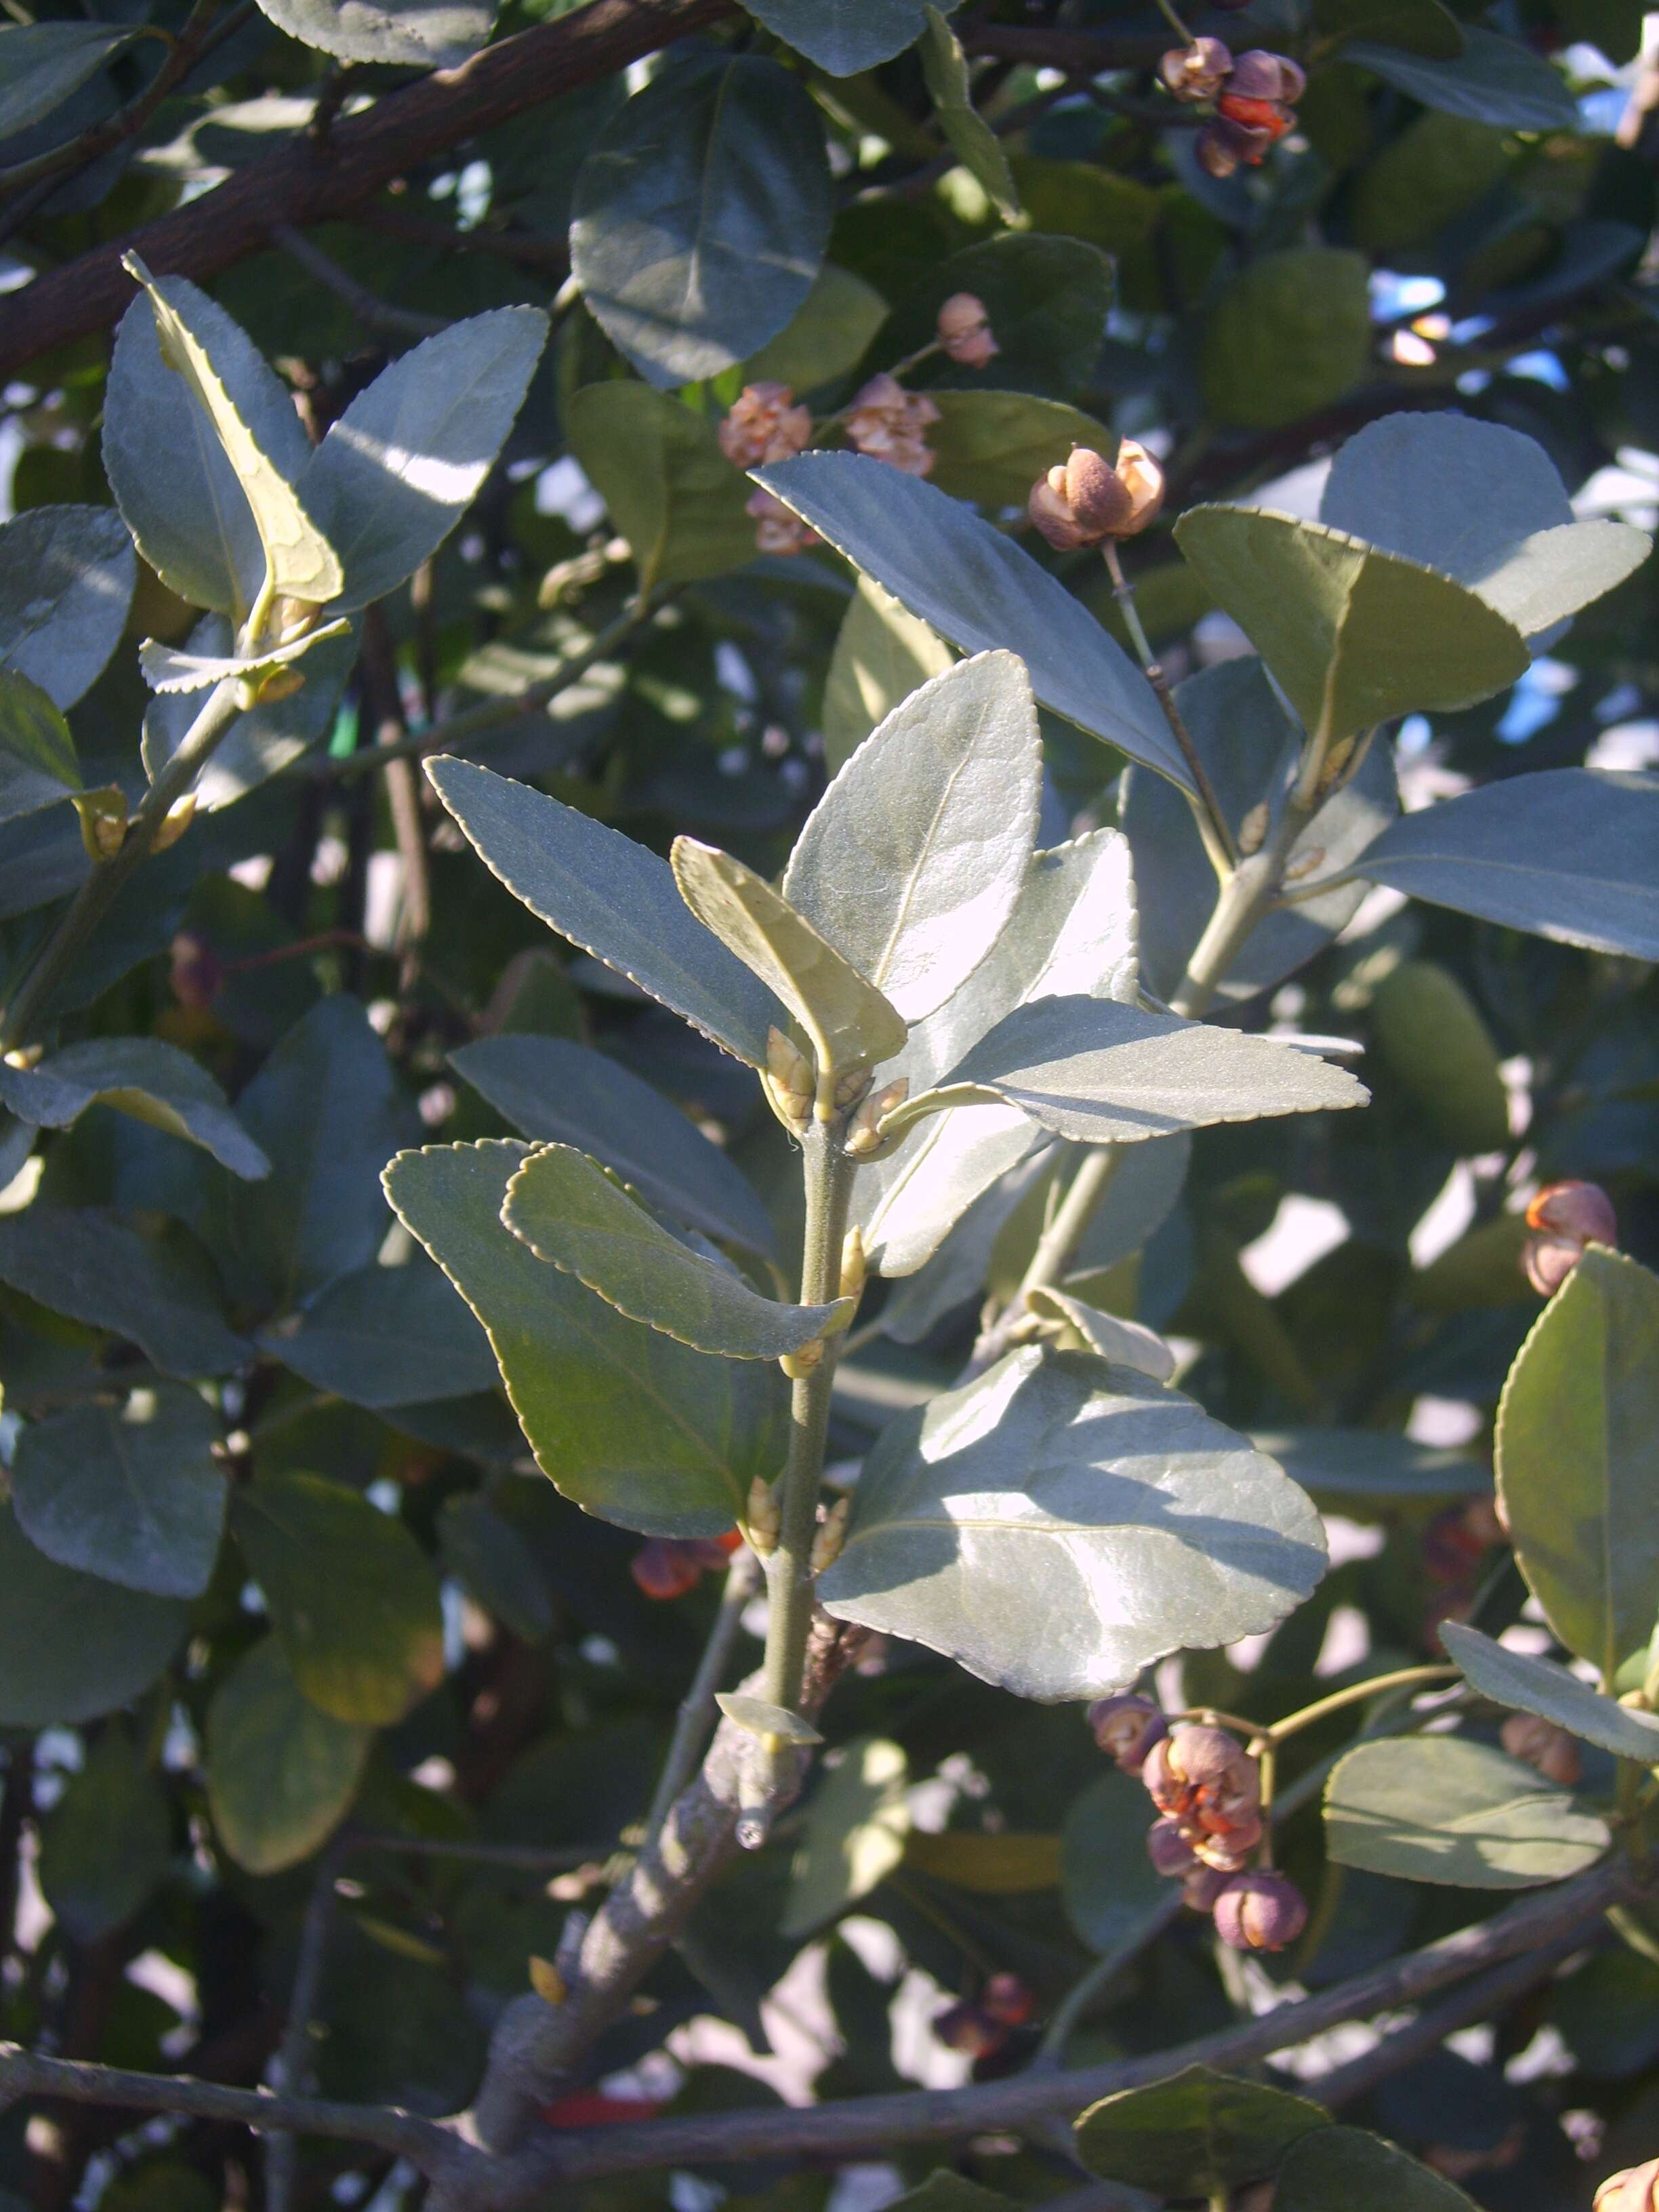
[630,1528,742,1600]
[934,1970,1036,2061]
[1159,36,1307,177]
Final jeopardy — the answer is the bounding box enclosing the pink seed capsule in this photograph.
[1212,1870,1309,1952]
[1089,1693,1168,1774]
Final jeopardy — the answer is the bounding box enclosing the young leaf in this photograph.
[120,258,343,614]
[0,22,140,136]
[501,1142,851,1359]
[1344,769,1659,961]
[1324,1736,1610,1885]
[889,994,1368,1146]
[0,670,81,827]
[138,616,349,694]
[571,52,833,387]
[247,0,491,67]
[1496,1248,1659,1681]
[817,1346,1326,1698]
[1174,507,1530,745]
[384,1141,787,1537]
[0,505,136,709]
[822,575,954,777]
[0,1505,188,1727]
[300,309,548,610]
[783,651,1040,1025]
[671,837,909,1078]
[205,1636,373,1875]
[37,1729,171,1942]
[738,0,939,73]
[917,6,1021,225]
[142,615,359,809]
[1439,1620,1659,1763]
[781,1738,911,1936]
[1275,2126,1480,2212]
[230,1471,445,1725]
[714,1694,823,1746]
[566,383,755,600]
[754,453,1187,787]
[1074,2067,1328,2196]
[1025,1286,1176,1382]
[0,1036,270,1177]
[427,758,784,1067]
[255,1255,501,1409]
[12,1385,226,1599]
[0,1208,249,1378]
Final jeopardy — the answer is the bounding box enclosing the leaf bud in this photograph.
[936,292,999,368]
[1500,1711,1582,1787]
[980,1971,1036,2026]
[1147,1814,1200,1878]
[1595,2160,1659,2212]
[840,1225,867,1303]
[1158,36,1233,100]
[1088,1692,1168,1774]
[764,1025,814,1134]
[1237,801,1270,856]
[150,793,197,853]
[74,785,128,862]
[529,1956,567,2005]
[1280,844,1326,883]
[834,1066,873,1112]
[1212,1869,1308,1952]
[845,1077,909,1159]
[779,1336,827,1380]
[810,1494,851,1574]
[1227,48,1306,100]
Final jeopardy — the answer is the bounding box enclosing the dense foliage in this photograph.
[0,1,1657,2209]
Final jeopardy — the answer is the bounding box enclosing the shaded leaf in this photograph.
[738,0,939,73]
[1315,0,1464,56]
[1372,962,1509,1154]
[818,1347,1326,1698]
[1074,2065,1328,2195]
[875,233,1114,401]
[142,613,359,808]
[1440,1620,1659,1763]
[743,261,888,390]
[924,392,1113,510]
[1324,1736,1610,1886]
[0,670,81,827]
[918,5,1019,225]
[0,20,138,136]
[821,575,954,778]
[1255,1427,1488,1511]
[567,382,754,599]
[0,1504,187,1726]
[257,1255,500,1409]
[1346,27,1578,127]
[0,1037,269,1177]
[438,1492,553,1643]
[1027,1286,1175,1382]
[0,1208,247,1378]
[1062,1767,1172,1951]
[1201,249,1371,430]
[38,1730,170,1941]
[782,1738,910,1936]
[205,1636,372,1874]
[1275,2125,1479,2212]
[0,504,136,710]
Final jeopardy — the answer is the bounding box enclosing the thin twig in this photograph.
[644,1549,762,1845]
[270,223,449,342]
[264,1838,348,2212]
[1103,541,1235,874]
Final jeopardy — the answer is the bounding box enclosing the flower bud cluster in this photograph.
[1157,36,1307,177]
[934,1971,1036,2062]
[1522,1179,1617,1296]
[630,1528,742,1600]
[1028,443,1164,551]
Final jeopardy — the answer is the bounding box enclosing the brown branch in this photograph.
[0,0,736,378]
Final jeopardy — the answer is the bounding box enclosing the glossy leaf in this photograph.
[817,1347,1327,1698]
[1256,1428,1488,1511]
[1026,1287,1176,1382]
[571,52,832,387]
[13,1385,226,1599]
[0,20,138,134]
[230,1471,445,1725]
[1372,961,1509,1154]
[567,382,754,598]
[249,0,490,66]
[258,1255,500,1408]
[427,758,783,1066]
[0,1208,247,1378]
[138,615,348,693]
[302,310,547,611]
[0,504,136,709]
[1323,1736,1610,1886]
[384,1140,786,1536]
[0,1037,268,1176]
[918,6,1019,225]
[0,1505,188,1727]
[738,0,941,73]
[1345,770,1659,962]
[672,836,907,1077]
[1201,249,1371,430]
[38,1730,171,1941]
[451,1033,775,1256]
[502,1141,848,1359]
[781,1738,910,1936]
[1276,2127,1478,2212]
[1440,1621,1659,1763]
[0,670,81,827]
[142,614,359,807]
[205,1636,373,1874]
[754,453,1186,786]
[783,651,1040,1024]
[821,575,954,778]
[1496,1248,1659,1680]
[1346,27,1578,127]
[1174,508,1530,744]
[1074,2066,1328,2195]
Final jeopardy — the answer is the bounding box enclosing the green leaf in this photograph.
[1345,770,1659,961]
[502,1141,850,1359]
[1496,1248,1659,1681]
[451,1033,776,1256]
[0,1208,247,1378]
[818,1347,1326,1698]
[248,0,491,64]
[1372,961,1509,1153]
[257,1256,500,1408]
[1440,1621,1659,1764]
[1201,249,1372,430]
[821,575,954,778]
[384,1140,787,1537]
[1350,113,1513,252]
[781,1738,910,1936]
[924,392,1113,510]
[855,828,1137,1277]
[1346,26,1578,127]
[224,995,417,1313]
[671,836,908,1078]
[138,615,350,693]
[1174,508,1530,745]
[230,1471,445,1725]
[1275,2127,1479,2212]
[1006,155,1161,255]
[893,994,1368,1145]
[301,309,547,611]
[38,1730,171,1942]
[783,652,1039,1025]
[1315,0,1464,55]
[1254,1428,1489,1513]
[714,1693,823,1745]
[571,52,832,387]
[918,6,1020,225]
[0,670,81,827]
[0,1504,188,1726]
[1062,1767,1174,1952]
[1026,1286,1175,1382]
[121,258,343,614]
[142,613,359,809]
[437,1492,554,1642]
[205,1636,373,1874]
[876,234,1114,401]
[566,383,755,599]
[0,1037,269,1177]
[738,0,939,73]
[106,269,323,621]
[1074,2066,1329,2196]
[742,262,889,391]
[0,21,138,137]
[0,504,136,710]
[1323,1736,1610,1886]
[427,758,783,1067]
[13,1384,226,1599]
[756,453,1186,787]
